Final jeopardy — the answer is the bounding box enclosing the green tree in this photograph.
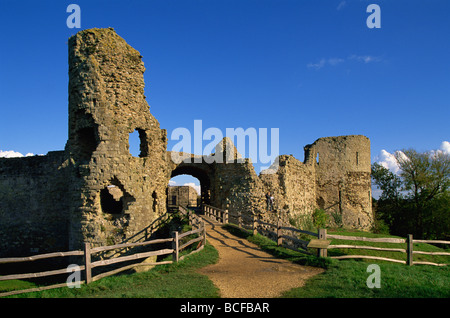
[372,149,450,239]
[371,162,403,232]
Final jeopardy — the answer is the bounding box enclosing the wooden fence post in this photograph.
[202,222,207,246]
[84,242,92,284]
[407,234,413,266]
[225,201,230,224]
[172,231,179,262]
[224,208,229,224]
[238,210,242,228]
[188,211,192,226]
[252,214,258,235]
[277,215,282,246]
[318,229,327,257]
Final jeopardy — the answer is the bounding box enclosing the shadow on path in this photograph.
[197,216,325,298]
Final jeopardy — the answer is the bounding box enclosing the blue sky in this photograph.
[0,0,449,189]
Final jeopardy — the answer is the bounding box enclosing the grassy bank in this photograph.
[281,260,449,298]
[1,242,220,298]
[222,224,450,298]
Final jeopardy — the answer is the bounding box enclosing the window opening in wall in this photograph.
[356,152,359,166]
[73,111,100,162]
[129,128,148,158]
[100,185,123,214]
[152,191,159,213]
[76,126,99,161]
[99,180,136,215]
[316,196,325,210]
[316,152,319,164]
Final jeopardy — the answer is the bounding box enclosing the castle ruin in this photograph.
[0,28,373,257]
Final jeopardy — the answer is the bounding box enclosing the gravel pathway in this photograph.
[197,216,324,298]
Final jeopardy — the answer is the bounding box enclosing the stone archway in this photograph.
[170,161,214,207]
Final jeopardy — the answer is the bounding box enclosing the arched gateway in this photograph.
[170,157,214,206]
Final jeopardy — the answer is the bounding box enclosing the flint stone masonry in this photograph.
[168,186,199,208]
[0,152,69,256]
[0,28,373,257]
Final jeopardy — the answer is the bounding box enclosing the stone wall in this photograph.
[0,152,70,257]
[229,135,373,230]
[305,135,373,229]
[168,186,199,207]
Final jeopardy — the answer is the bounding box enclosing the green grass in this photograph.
[0,279,36,294]
[1,242,220,298]
[281,260,450,298]
[222,224,450,298]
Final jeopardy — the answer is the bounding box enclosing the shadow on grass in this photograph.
[221,224,331,269]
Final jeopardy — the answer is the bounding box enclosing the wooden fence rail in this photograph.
[204,206,322,256]
[203,205,450,266]
[203,204,228,224]
[0,207,206,297]
[327,232,450,266]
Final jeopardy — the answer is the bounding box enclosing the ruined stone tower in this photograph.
[305,135,373,228]
[66,28,170,249]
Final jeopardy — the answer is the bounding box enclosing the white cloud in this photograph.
[375,141,449,175]
[440,141,450,154]
[307,57,344,70]
[375,149,403,175]
[337,1,347,11]
[328,57,345,66]
[183,182,201,195]
[430,141,450,158]
[307,59,326,70]
[0,150,34,158]
[307,54,381,70]
[349,54,381,63]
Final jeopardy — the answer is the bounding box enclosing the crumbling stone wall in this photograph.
[214,135,373,230]
[305,135,373,229]
[0,152,69,256]
[66,28,170,250]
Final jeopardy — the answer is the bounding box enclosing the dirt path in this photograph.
[197,216,324,298]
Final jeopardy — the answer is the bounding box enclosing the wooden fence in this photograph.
[203,205,323,255]
[327,232,450,266]
[204,205,450,266]
[0,207,206,297]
